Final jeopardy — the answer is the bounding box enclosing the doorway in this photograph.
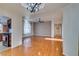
[0,16,12,52]
[54,24,62,38]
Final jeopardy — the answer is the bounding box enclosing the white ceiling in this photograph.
[0,3,29,16]
[0,3,69,16]
[0,3,70,22]
[29,3,70,22]
[30,3,69,16]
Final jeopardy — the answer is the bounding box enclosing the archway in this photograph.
[0,16,12,52]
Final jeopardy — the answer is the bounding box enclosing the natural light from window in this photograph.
[24,19,31,35]
[0,23,3,32]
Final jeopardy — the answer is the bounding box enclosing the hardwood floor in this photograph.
[0,36,63,56]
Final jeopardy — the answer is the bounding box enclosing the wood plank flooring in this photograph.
[0,36,63,56]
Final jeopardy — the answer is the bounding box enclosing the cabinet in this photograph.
[2,19,11,47]
[0,18,11,47]
[2,33,11,47]
[0,34,2,42]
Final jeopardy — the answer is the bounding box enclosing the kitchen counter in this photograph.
[0,32,11,34]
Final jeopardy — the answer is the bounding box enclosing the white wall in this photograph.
[31,22,35,36]
[51,19,54,37]
[34,22,51,37]
[12,15,22,48]
[0,8,23,48]
[31,10,63,38]
[51,11,62,37]
[31,22,34,36]
[62,4,79,56]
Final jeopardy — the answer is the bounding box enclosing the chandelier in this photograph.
[21,3,45,13]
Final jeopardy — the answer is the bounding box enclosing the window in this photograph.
[24,19,31,35]
[0,23,3,32]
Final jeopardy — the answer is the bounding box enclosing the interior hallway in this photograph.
[0,36,63,56]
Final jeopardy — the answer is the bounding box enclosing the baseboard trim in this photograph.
[12,44,22,49]
[33,35,51,38]
[62,54,65,56]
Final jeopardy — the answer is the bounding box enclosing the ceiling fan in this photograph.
[29,17,45,23]
[37,18,44,23]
